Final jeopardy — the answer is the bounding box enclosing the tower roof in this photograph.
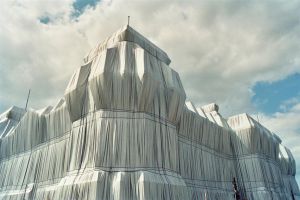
[84,25,171,65]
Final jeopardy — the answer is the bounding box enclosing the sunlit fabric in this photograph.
[0,25,299,200]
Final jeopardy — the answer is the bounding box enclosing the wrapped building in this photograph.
[0,25,299,200]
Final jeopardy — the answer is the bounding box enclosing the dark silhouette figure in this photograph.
[232,177,241,200]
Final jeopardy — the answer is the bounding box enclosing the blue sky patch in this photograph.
[39,16,50,24]
[73,0,99,16]
[252,73,300,114]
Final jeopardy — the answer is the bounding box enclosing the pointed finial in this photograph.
[128,16,130,26]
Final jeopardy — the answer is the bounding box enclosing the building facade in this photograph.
[0,25,299,200]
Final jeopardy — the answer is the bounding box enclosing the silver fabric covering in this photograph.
[0,25,299,200]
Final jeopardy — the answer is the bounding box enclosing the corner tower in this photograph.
[64,25,186,123]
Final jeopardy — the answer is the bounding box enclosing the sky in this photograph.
[0,0,300,185]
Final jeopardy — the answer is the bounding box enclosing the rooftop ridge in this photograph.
[83,25,171,65]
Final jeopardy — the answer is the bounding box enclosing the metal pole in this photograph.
[25,89,31,111]
[128,16,130,26]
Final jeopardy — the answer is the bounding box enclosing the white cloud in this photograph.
[1,0,300,114]
[280,96,300,112]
